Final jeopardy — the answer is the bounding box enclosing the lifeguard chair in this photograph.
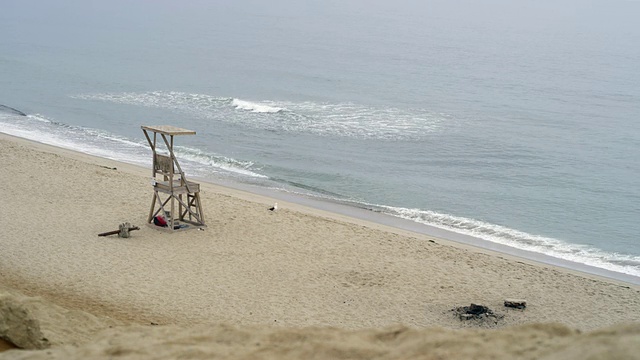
[142,125,206,231]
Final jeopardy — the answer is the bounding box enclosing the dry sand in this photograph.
[1,133,640,359]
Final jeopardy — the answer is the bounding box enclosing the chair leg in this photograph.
[195,192,205,225]
[147,192,157,223]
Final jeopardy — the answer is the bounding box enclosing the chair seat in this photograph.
[154,180,200,194]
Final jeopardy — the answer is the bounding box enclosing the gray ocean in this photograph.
[2,0,639,278]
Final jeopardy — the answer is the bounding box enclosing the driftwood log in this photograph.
[504,299,527,309]
[98,222,140,238]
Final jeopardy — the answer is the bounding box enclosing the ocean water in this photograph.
[1,0,640,279]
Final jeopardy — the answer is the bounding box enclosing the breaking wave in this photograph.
[232,98,283,113]
[374,204,640,278]
[71,91,450,140]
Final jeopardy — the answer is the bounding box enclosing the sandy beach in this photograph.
[1,133,640,359]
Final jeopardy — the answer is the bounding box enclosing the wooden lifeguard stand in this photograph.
[142,125,206,231]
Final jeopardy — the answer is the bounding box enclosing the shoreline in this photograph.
[217,179,640,286]
[2,131,637,287]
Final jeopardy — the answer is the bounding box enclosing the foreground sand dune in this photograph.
[1,289,639,360]
[1,134,640,358]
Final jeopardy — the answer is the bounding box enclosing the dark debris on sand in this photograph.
[452,304,505,324]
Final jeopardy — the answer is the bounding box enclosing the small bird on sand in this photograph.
[269,203,278,211]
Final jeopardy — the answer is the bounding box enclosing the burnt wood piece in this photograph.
[504,299,527,309]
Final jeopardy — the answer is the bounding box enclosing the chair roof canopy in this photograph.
[141,125,196,136]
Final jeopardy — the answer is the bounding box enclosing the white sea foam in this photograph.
[0,114,267,180]
[377,205,640,277]
[0,121,132,162]
[232,98,283,113]
[84,128,148,149]
[71,91,450,140]
[27,114,53,123]
[175,146,268,179]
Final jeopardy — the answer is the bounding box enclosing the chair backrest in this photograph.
[154,154,174,176]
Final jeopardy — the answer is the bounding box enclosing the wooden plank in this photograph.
[159,134,193,194]
[174,195,203,224]
[151,192,172,219]
[195,192,205,224]
[154,154,174,175]
[147,193,157,223]
[141,125,196,136]
[504,299,527,309]
[98,226,140,237]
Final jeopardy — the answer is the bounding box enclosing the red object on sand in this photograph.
[154,215,168,227]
